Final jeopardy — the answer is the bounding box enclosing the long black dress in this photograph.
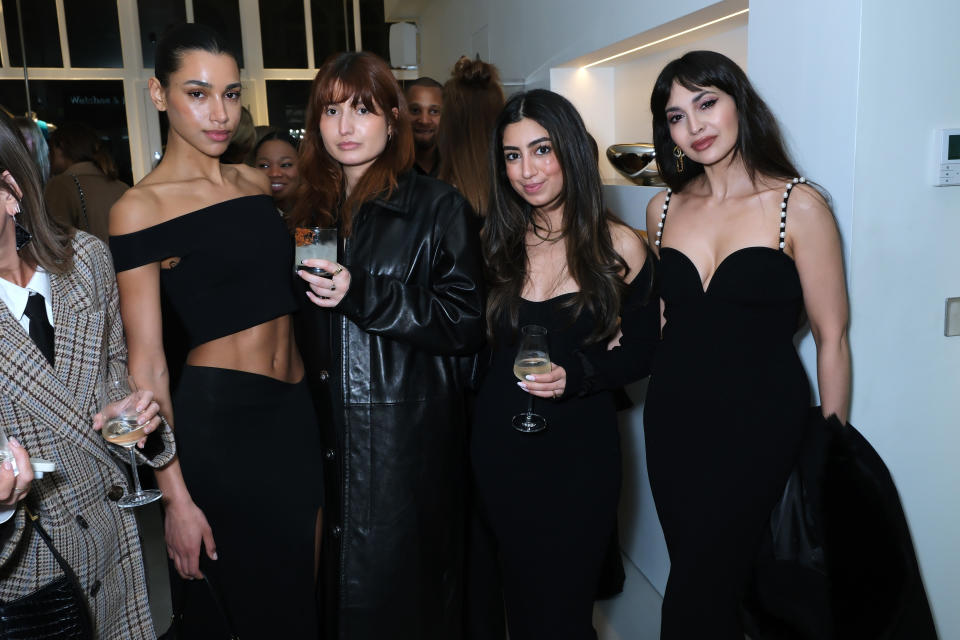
[111,195,324,638]
[471,260,657,640]
[644,183,811,639]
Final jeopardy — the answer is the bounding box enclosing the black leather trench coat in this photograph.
[296,171,484,640]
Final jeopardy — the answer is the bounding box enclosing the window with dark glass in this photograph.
[138,0,187,70]
[259,0,307,68]
[1,0,63,67]
[266,81,313,134]
[0,80,132,185]
[311,0,350,64]
[193,0,245,68]
[357,0,390,62]
[63,0,123,68]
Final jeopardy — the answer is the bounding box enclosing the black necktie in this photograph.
[24,292,55,367]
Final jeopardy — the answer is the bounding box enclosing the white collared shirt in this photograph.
[0,267,54,332]
[0,268,53,524]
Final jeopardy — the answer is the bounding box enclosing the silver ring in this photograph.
[333,265,344,275]
[14,487,26,494]
[330,283,336,291]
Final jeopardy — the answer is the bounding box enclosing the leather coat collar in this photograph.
[369,171,419,215]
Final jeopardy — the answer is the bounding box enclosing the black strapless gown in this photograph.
[645,246,811,639]
[471,296,621,640]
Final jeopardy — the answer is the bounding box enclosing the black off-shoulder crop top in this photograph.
[110,194,299,349]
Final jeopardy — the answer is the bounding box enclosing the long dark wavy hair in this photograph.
[290,52,414,236]
[0,117,74,273]
[484,89,627,345]
[651,50,800,192]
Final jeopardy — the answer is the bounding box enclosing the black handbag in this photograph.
[0,506,93,639]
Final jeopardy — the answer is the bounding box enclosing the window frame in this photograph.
[0,0,395,182]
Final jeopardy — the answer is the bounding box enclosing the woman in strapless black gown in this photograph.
[471,89,659,640]
[643,51,851,639]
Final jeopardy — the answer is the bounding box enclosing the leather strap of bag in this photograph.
[23,504,92,626]
[202,573,241,640]
[67,173,91,232]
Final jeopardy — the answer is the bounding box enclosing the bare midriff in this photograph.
[186,315,304,383]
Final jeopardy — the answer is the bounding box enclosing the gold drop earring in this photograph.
[673,145,685,173]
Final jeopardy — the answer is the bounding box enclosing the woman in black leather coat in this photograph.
[293,51,484,640]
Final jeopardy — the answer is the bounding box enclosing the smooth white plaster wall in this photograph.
[416,0,717,87]
[849,2,960,635]
[751,0,959,636]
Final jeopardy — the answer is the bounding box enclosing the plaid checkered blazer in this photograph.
[0,232,175,639]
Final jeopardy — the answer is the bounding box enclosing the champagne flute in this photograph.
[99,376,162,509]
[295,227,338,276]
[512,325,550,433]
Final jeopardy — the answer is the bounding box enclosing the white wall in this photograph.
[850,1,960,634]
[751,0,960,636]
[416,0,717,87]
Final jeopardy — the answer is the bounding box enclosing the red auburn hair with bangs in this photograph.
[291,51,414,235]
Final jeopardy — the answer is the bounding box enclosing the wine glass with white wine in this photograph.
[99,376,162,509]
[512,325,551,433]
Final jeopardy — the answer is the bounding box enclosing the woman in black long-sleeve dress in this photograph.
[471,89,659,640]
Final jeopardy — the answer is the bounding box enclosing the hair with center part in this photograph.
[0,118,74,273]
[484,89,627,345]
[650,50,799,192]
[437,56,504,217]
[291,51,414,236]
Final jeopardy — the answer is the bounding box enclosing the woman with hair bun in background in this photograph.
[437,56,504,217]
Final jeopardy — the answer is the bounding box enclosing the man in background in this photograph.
[405,77,442,177]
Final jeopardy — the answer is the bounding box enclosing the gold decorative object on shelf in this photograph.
[606,143,665,186]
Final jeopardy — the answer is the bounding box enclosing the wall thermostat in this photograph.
[936,128,960,186]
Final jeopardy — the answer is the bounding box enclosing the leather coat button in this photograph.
[89,579,102,597]
[324,449,336,461]
[332,525,343,537]
[107,485,125,501]
[319,370,329,382]
[76,514,89,529]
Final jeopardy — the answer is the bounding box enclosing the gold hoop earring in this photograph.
[673,146,685,173]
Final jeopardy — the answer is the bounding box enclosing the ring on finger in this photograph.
[333,265,344,275]
[14,487,26,494]
[331,283,337,291]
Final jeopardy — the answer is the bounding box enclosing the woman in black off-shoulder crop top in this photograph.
[108,24,323,638]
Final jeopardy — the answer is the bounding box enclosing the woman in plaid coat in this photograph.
[0,116,175,638]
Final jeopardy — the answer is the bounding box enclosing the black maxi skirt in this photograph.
[170,365,325,638]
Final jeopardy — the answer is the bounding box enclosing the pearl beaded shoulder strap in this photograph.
[778,177,806,250]
[653,177,807,251]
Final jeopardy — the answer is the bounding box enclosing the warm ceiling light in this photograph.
[581,8,749,69]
